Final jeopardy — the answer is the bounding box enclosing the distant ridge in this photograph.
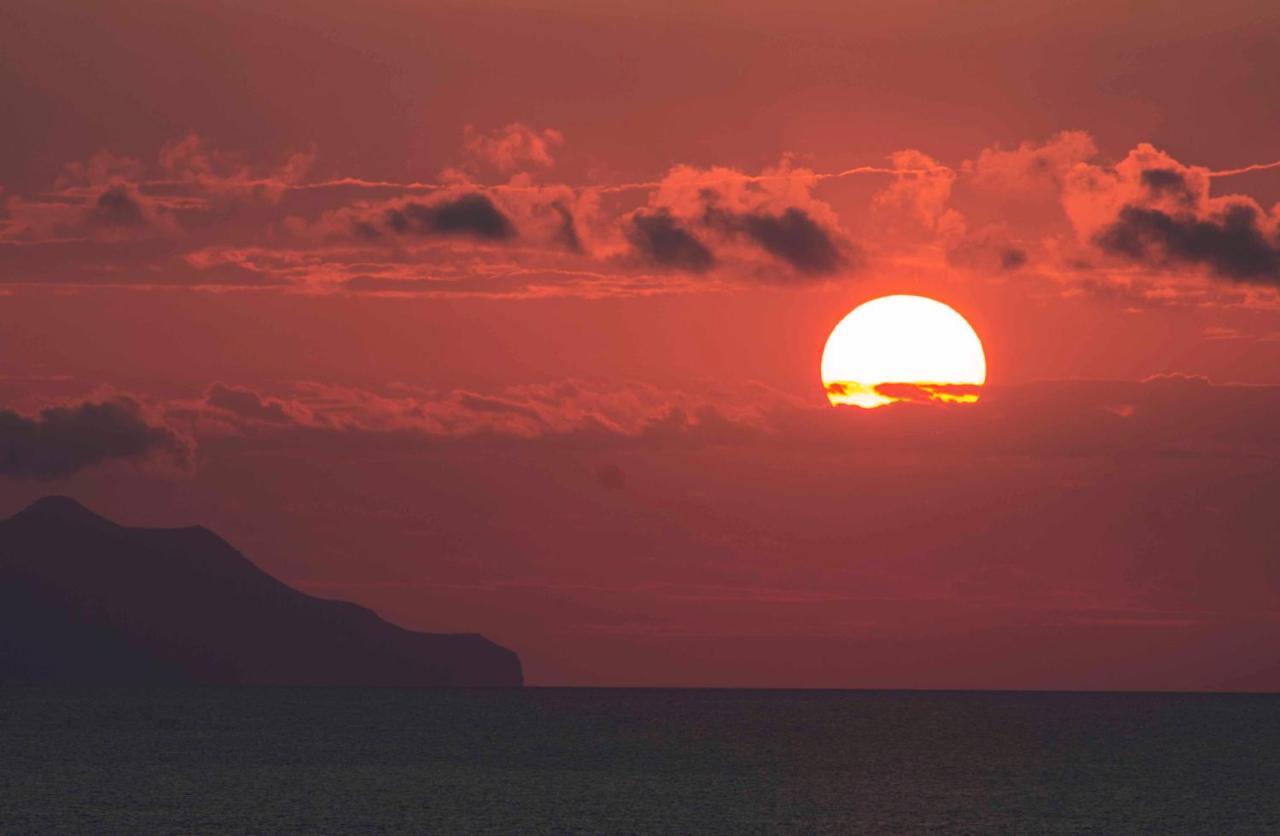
[11,495,114,526]
[0,497,522,686]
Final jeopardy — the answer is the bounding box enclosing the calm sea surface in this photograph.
[1,688,1277,833]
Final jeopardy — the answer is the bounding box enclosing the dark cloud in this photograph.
[1000,248,1028,270]
[707,207,845,275]
[872,383,984,404]
[382,194,515,241]
[550,201,583,253]
[85,185,147,229]
[626,209,715,272]
[204,383,293,423]
[0,398,188,478]
[1139,168,1196,205]
[1094,203,1280,283]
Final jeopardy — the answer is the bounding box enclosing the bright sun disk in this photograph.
[821,295,986,408]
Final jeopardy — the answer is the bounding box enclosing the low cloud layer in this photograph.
[144,374,1280,468]
[0,397,188,478]
[204,383,297,424]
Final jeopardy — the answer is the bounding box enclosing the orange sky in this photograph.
[2,0,1279,687]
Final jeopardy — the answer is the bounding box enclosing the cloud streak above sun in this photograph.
[14,373,1280,491]
[1,126,1279,304]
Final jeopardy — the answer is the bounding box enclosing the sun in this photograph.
[821,295,986,408]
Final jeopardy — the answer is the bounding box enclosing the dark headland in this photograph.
[0,497,522,686]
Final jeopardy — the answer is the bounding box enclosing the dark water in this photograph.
[2,688,1278,834]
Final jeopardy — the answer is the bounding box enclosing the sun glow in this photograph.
[821,295,987,408]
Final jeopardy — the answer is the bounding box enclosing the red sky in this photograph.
[2,0,1280,688]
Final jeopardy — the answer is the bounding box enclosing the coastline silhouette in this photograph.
[0,497,522,686]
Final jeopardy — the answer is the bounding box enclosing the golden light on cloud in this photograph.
[821,295,987,408]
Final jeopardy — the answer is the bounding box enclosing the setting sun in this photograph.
[821,295,987,407]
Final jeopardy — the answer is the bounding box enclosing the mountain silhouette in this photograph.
[0,497,522,686]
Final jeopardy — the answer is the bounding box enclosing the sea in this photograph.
[1,688,1277,833]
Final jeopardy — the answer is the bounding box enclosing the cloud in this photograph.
[354,178,598,255]
[462,123,564,172]
[0,136,835,292]
[0,238,297,289]
[156,133,316,203]
[966,131,1098,194]
[0,397,189,478]
[379,193,517,241]
[171,378,781,444]
[159,375,1280,466]
[204,383,297,424]
[84,185,147,229]
[795,375,1280,460]
[1066,143,1280,284]
[631,160,852,277]
[1094,202,1280,283]
[704,206,844,275]
[56,150,146,189]
[548,200,584,253]
[455,392,548,425]
[1139,168,1197,206]
[626,209,715,272]
[1,185,176,244]
[76,183,176,239]
[914,132,1102,275]
[8,130,1280,299]
[873,149,960,234]
[339,271,606,297]
[0,134,314,250]
[945,224,1028,273]
[327,192,529,249]
[871,383,985,404]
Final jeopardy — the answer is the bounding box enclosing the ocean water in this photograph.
[1,688,1277,834]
